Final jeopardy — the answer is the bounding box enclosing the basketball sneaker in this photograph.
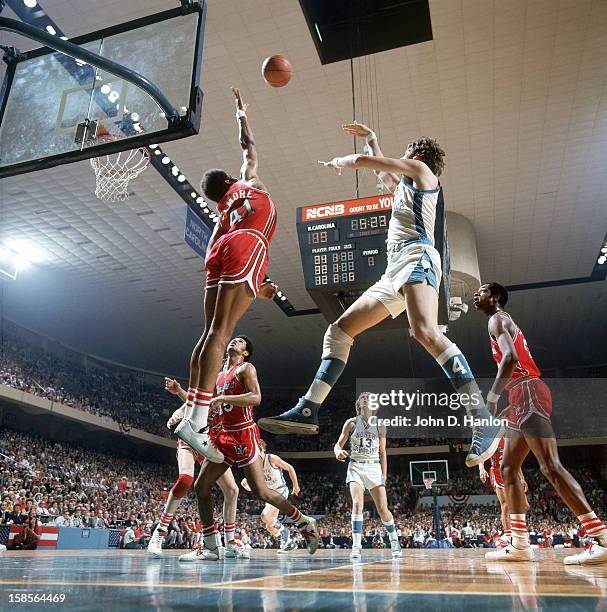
[258,398,320,435]
[297,516,320,555]
[485,544,535,562]
[390,539,402,558]
[147,528,164,557]
[465,416,503,467]
[225,540,250,559]
[350,545,362,559]
[564,541,607,565]
[174,420,224,463]
[277,539,298,554]
[179,544,219,562]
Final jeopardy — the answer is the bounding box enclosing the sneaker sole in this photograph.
[174,424,225,463]
[465,430,503,467]
[257,418,319,435]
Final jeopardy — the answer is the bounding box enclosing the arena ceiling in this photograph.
[1,0,606,385]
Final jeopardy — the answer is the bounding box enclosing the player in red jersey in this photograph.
[475,282,607,564]
[478,437,528,551]
[182,335,320,561]
[147,377,242,559]
[175,87,278,463]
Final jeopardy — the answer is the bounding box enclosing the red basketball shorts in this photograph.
[211,424,261,468]
[506,377,552,432]
[205,230,269,297]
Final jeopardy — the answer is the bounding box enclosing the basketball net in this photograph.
[89,126,150,202]
[423,476,435,490]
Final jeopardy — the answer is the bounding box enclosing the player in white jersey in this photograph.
[334,393,401,559]
[260,123,501,468]
[241,439,300,553]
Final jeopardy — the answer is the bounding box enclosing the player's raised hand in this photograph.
[258,281,278,301]
[342,121,373,138]
[232,87,248,113]
[292,484,300,497]
[240,477,252,492]
[209,395,224,410]
[318,158,343,175]
[478,463,488,484]
[165,377,182,396]
[334,448,349,462]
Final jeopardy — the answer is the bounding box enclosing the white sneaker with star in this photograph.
[147,529,164,557]
[485,544,535,562]
[564,541,607,565]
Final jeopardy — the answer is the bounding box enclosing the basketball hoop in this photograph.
[89,126,150,202]
[423,476,435,490]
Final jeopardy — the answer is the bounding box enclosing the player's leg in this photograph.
[486,430,533,561]
[216,468,238,544]
[182,287,218,422]
[176,282,254,458]
[404,282,501,466]
[258,294,390,434]
[349,481,365,558]
[494,486,511,547]
[244,457,320,554]
[522,416,607,565]
[148,447,195,557]
[369,484,401,557]
[180,460,229,562]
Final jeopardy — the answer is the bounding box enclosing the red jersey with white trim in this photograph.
[489,437,504,470]
[489,311,541,386]
[217,181,277,242]
[214,362,255,431]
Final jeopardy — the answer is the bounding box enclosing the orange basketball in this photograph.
[262,55,292,88]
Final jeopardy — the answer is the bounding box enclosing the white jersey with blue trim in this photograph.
[388,177,441,247]
[263,453,287,491]
[349,415,381,461]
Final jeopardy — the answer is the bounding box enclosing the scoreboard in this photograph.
[296,194,393,290]
[296,192,451,326]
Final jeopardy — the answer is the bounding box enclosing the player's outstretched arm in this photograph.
[334,419,354,461]
[270,455,300,496]
[486,313,520,414]
[232,87,266,191]
[318,154,437,191]
[342,121,399,192]
[478,462,488,483]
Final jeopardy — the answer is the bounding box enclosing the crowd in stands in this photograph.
[2,428,605,551]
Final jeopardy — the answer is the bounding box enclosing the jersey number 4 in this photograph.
[229,198,253,226]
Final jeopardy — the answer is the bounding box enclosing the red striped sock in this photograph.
[289,507,304,526]
[202,522,218,550]
[510,514,529,548]
[224,522,236,543]
[158,512,173,535]
[578,511,607,544]
[504,529,512,538]
[189,388,213,431]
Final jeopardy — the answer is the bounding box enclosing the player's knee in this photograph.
[171,473,194,499]
[501,464,518,485]
[206,326,232,352]
[223,483,239,504]
[539,458,565,484]
[410,321,440,348]
[260,509,271,524]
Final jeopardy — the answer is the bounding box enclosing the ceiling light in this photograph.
[100,84,111,95]
[196,197,203,204]
[280,295,287,301]
[154,149,162,155]
[177,174,186,182]
[171,166,179,176]
[6,240,45,264]
[161,156,170,164]
[46,25,56,35]
[149,144,158,149]
[131,112,140,122]
[13,255,31,271]
[23,0,37,7]
[60,36,68,41]
[601,247,607,254]
[598,256,606,265]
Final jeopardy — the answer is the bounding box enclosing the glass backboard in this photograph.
[0,3,205,178]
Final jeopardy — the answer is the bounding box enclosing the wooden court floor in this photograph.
[0,548,605,610]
